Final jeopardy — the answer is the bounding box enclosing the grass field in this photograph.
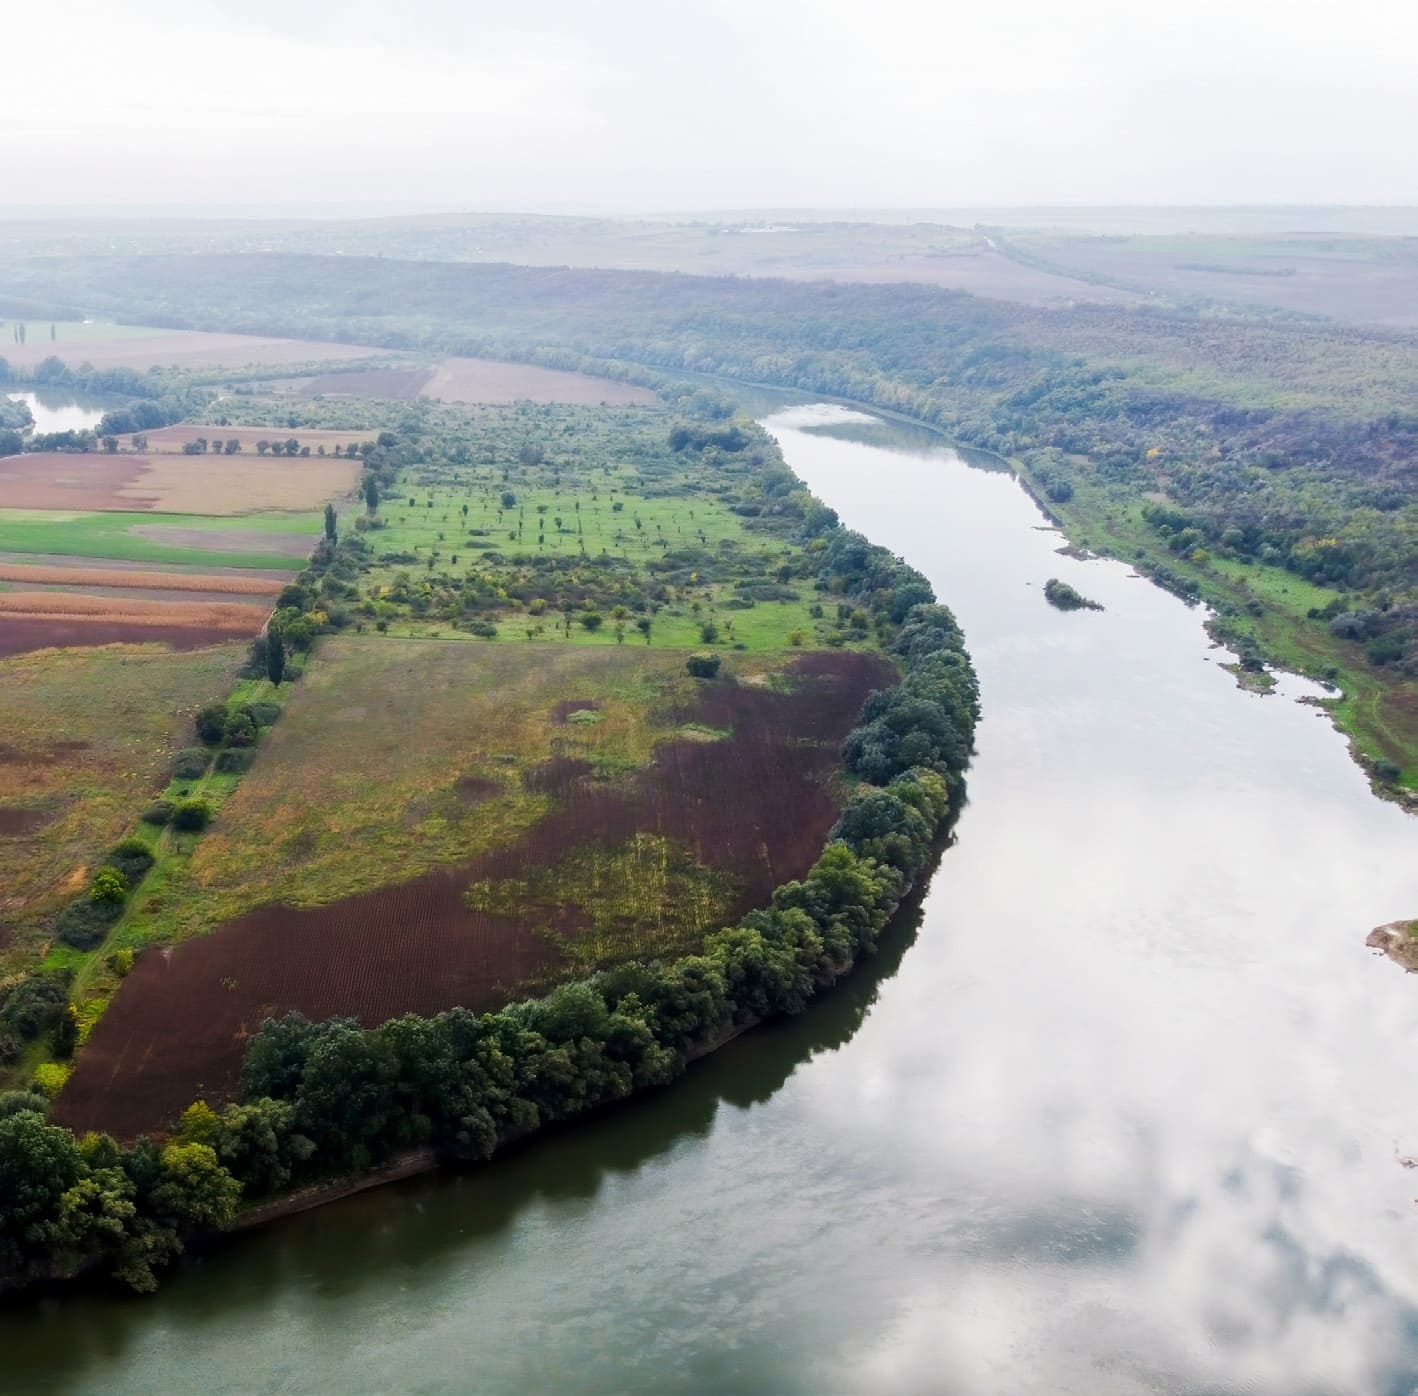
[0,642,247,968]
[0,509,320,568]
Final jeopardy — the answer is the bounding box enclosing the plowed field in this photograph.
[56,644,895,1137]
[3,450,361,513]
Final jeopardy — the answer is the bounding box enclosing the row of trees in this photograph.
[0,527,977,1295]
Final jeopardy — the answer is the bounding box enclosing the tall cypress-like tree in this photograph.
[266,629,286,686]
[323,502,337,541]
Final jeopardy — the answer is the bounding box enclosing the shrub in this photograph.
[31,1062,72,1099]
[110,946,136,977]
[89,868,128,905]
[699,621,719,644]
[0,1031,21,1065]
[579,611,604,631]
[141,800,175,827]
[0,971,73,1040]
[56,897,122,950]
[171,798,213,832]
[108,838,154,883]
[171,747,211,780]
[466,619,498,638]
[685,653,721,679]
[194,704,228,745]
[215,748,255,774]
[246,699,280,727]
[224,711,257,748]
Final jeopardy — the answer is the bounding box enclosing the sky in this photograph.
[8,0,1417,213]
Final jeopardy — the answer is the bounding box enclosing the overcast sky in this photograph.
[8,0,1416,212]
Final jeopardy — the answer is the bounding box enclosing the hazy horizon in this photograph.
[9,0,1417,211]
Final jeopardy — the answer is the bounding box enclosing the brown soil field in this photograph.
[0,806,50,836]
[2,330,376,373]
[56,650,894,1138]
[0,592,268,633]
[118,453,361,514]
[0,617,254,658]
[0,451,150,510]
[1,450,360,513]
[0,563,282,595]
[301,368,434,400]
[122,425,374,455]
[421,357,656,406]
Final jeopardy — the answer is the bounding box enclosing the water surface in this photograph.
[6,405,1418,1395]
[5,389,107,434]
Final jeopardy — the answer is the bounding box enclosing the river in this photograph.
[7,404,1418,1395]
[4,389,107,434]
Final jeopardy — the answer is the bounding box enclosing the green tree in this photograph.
[0,1107,84,1278]
[324,503,337,542]
[364,476,380,513]
[266,627,286,685]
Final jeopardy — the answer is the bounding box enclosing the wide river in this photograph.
[8,405,1418,1395]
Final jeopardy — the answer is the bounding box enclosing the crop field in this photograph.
[0,642,247,963]
[0,322,377,372]
[123,424,374,456]
[297,357,655,406]
[2,448,361,514]
[0,562,283,596]
[0,509,319,568]
[421,357,656,406]
[55,637,896,1137]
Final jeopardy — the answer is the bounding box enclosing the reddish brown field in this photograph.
[0,563,283,595]
[55,651,894,1138]
[0,615,249,657]
[301,368,434,400]
[0,591,269,627]
[123,425,375,454]
[0,451,151,509]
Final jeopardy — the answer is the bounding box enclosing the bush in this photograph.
[466,619,498,638]
[141,800,175,827]
[171,747,212,780]
[56,896,122,950]
[108,838,154,883]
[171,798,213,832]
[246,699,280,727]
[0,1031,21,1065]
[32,1062,72,1099]
[0,970,73,1040]
[685,653,721,679]
[194,704,228,745]
[215,748,255,774]
[224,711,257,748]
[89,868,128,905]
